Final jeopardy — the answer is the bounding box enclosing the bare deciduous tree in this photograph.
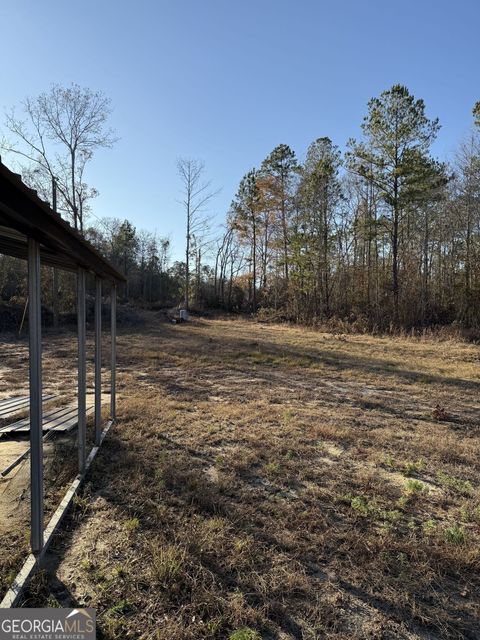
[2,83,117,232]
[177,158,219,309]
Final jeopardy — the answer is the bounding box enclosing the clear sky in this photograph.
[1,0,479,261]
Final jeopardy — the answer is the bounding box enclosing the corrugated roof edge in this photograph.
[0,158,126,283]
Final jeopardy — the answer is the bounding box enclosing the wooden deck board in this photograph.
[0,402,94,434]
[0,395,55,419]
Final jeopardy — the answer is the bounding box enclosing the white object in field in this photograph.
[179,309,188,321]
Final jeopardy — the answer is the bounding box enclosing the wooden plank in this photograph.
[0,405,72,434]
[0,396,29,408]
[9,406,94,434]
[9,403,78,426]
[0,395,55,419]
[1,407,95,477]
[47,406,94,433]
[0,395,54,412]
[0,402,94,434]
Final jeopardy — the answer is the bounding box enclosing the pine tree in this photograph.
[260,144,298,285]
[231,170,261,310]
[296,138,342,316]
[347,85,441,323]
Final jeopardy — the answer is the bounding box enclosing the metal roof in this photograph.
[0,159,126,282]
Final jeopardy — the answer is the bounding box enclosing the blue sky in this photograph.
[1,0,479,261]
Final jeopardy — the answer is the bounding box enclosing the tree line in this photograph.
[214,85,480,329]
[1,83,480,331]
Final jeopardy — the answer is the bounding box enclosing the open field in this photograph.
[3,313,480,638]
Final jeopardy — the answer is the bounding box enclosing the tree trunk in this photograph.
[392,174,399,324]
[185,198,190,310]
[252,213,257,311]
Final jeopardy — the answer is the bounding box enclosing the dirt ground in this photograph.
[0,330,109,594]
[2,313,480,639]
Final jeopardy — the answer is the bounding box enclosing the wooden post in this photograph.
[77,268,86,473]
[94,277,102,445]
[111,283,117,420]
[28,239,44,554]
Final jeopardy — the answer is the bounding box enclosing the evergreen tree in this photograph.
[347,85,441,322]
[260,144,298,284]
[473,101,480,128]
[296,137,342,316]
[231,170,261,310]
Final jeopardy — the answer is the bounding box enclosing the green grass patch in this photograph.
[436,471,473,496]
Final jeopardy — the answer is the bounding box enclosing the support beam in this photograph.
[94,277,102,445]
[111,284,117,420]
[77,268,86,473]
[52,268,59,329]
[28,238,44,554]
[52,177,59,330]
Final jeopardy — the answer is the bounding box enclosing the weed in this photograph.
[459,503,480,523]
[407,518,417,531]
[72,493,90,517]
[350,495,377,516]
[381,509,402,523]
[403,459,425,477]
[107,599,134,617]
[436,471,473,496]
[46,595,61,608]
[423,519,437,535]
[405,479,428,495]
[125,517,140,532]
[384,454,395,468]
[229,629,262,640]
[265,461,280,475]
[233,536,252,554]
[203,516,227,532]
[444,523,466,545]
[397,495,410,508]
[149,543,186,586]
[114,565,127,579]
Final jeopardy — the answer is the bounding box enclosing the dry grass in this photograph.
[4,313,480,638]
[0,328,109,597]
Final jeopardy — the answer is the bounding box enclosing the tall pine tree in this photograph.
[347,85,441,322]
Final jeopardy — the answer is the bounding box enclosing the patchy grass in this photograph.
[0,330,109,598]
[5,313,480,638]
